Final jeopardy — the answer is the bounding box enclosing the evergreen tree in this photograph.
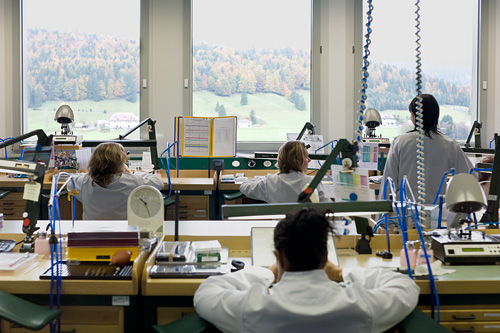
[219,104,227,117]
[240,89,248,105]
[250,109,257,124]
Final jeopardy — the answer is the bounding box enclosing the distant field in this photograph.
[193,91,310,141]
[376,106,473,141]
[28,97,140,140]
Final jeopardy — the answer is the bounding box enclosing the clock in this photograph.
[127,185,164,237]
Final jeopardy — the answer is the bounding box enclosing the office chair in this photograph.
[152,311,220,333]
[0,290,62,330]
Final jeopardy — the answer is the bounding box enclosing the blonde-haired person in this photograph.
[240,141,329,203]
[68,142,164,220]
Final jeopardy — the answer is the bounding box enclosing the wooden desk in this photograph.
[0,221,147,333]
[141,221,500,330]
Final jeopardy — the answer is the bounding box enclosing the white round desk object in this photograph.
[127,185,164,237]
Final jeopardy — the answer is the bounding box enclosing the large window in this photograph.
[192,0,312,142]
[362,0,478,142]
[22,0,141,140]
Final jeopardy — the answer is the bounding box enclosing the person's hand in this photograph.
[268,262,279,283]
[324,260,343,282]
[122,164,132,174]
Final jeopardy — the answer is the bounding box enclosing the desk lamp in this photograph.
[82,118,159,169]
[53,104,77,144]
[0,130,52,252]
[446,173,487,235]
[363,108,382,138]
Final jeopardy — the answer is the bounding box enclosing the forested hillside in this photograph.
[25,29,471,113]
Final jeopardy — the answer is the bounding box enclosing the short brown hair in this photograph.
[277,141,307,173]
[88,142,127,187]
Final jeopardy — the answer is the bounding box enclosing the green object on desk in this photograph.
[223,191,244,201]
[0,290,62,330]
[152,311,220,333]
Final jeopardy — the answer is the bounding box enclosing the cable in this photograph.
[356,0,374,148]
[414,0,426,226]
[432,169,455,205]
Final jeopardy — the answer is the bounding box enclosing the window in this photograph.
[22,0,141,139]
[362,0,478,142]
[192,0,312,142]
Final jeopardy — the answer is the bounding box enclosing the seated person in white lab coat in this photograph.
[240,140,329,203]
[68,142,164,220]
[194,208,420,333]
[381,94,473,203]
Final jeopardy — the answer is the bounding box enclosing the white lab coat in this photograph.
[68,172,164,220]
[381,132,473,204]
[194,266,420,333]
[239,171,329,203]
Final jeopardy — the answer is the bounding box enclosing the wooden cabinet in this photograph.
[1,305,124,333]
[422,305,500,332]
[165,195,209,220]
[0,192,26,220]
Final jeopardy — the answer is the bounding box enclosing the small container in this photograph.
[400,241,416,268]
[35,231,51,255]
[417,242,434,266]
[0,213,4,228]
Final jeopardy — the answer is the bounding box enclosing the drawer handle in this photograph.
[2,202,14,205]
[452,328,475,332]
[452,314,476,321]
[2,208,14,211]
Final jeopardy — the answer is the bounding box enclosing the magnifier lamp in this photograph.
[54,104,74,135]
[363,108,382,138]
[53,104,77,144]
[445,173,487,233]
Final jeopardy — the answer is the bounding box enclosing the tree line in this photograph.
[26,29,139,108]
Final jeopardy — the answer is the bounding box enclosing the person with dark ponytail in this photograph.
[194,208,419,333]
[381,94,473,203]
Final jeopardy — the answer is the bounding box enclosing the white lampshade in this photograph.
[446,173,487,214]
[363,108,382,128]
[54,104,74,124]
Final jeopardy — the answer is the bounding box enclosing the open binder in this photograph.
[174,116,237,157]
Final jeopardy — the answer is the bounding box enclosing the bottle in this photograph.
[417,242,434,266]
[34,231,51,255]
[400,241,416,269]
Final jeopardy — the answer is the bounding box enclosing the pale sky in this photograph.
[23,0,140,39]
[193,0,311,51]
[365,0,477,68]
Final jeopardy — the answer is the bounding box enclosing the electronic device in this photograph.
[250,227,339,267]
[127,185,164,238]
[431,230,500,265]
[361,137,390,148]
[0,239,16,253]
[52,135,77,144]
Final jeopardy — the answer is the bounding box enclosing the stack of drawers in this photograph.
[0,192,26,220]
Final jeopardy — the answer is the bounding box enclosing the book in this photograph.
[174,116,237,157]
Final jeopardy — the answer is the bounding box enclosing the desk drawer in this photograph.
[0,206,26,220]
[2,305,124,333]
[441,322,500,332]
[165,209,209,220]
[423,309,500,322]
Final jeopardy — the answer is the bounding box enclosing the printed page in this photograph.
[181,117,212,157]
[212,117,236,157]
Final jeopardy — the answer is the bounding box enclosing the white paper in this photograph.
[75,147,92,171]
[331,165,375,202]
[23,182,41,202]
[212,117,236,157]
[141,151,154,171]
[181,117,211,156]
[358,142,379,170]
